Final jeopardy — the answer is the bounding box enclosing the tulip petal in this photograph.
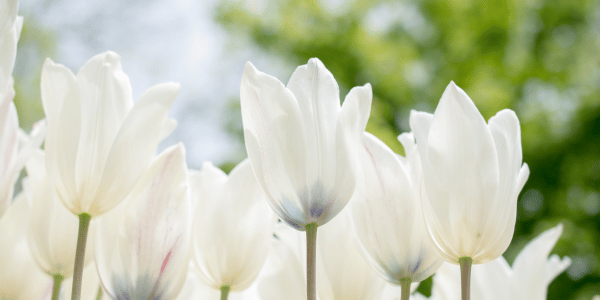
[0,99,18,217]
[0,17,19,95]
[96,144,190,300]
[40,58,77,124]
[240,61,308,229]
[94,82,179,216]
[512,224,570,300]
[286,58,340,190]
[74,51,133,205]
[0,0,17,35]
[189,162,227,214]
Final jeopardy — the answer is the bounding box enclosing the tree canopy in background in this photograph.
[215,0,600,299]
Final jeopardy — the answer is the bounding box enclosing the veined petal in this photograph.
[240,61,308,229]
[286,58,340,191]
[93,82,180,216]
[75,51,133,207]
[96,143,191,300]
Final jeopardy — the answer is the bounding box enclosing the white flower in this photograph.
[41,51,179,217]
[429,224,570,300]
[317,210,387,300]
[95,144,191,299]
[192,159,275,291]
[240,58,371,229]
[0,193,51,299]
[25,151,94,278]
[0,0,20,102]
[352,132,443,284]
[410,82,530,264]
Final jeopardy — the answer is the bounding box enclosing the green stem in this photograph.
[400,277,411,300]
[220,285,230,300]
[51,274,64,300]
[458,256,473,300]
[71,213,92,300]
[306,223,318,300]
[95,285,103,300]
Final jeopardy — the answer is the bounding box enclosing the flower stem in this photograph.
[306,223,318,300]
[51,274,64,300]
[220,285,230,300]
[400,277,411,300]
[458,256,473,300]
[95,285,103,300]
[71,213,92,300]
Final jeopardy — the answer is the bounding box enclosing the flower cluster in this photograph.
[0,0,572,299]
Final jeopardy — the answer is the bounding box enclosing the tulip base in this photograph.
[71,212,92,300]
[400,277,411,300]
[306,223,318,300]
[220,285,230,300]
[52,274,64,300]
[458,256,472,300]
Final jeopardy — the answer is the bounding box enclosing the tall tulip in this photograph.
[25,151,94,300]
[192,160,274,299]
[95,144,191,300]
[240,58,372,300]
[352,132,443,300]
[41,51,179,299]
[410,82,530,299]
[429,224,570,300]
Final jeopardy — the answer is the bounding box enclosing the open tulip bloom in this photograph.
[410,82,530,299]
[41,51,180,299]
[352,132,443,300]
[95,144,191,300]
[240,57,372,300]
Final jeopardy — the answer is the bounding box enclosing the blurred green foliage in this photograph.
[216,0,600,298]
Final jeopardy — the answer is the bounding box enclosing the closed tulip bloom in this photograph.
[240,58,371,229]
[0,193,51,300]
[429,224,570,300]
[25,151,94,278]
[351,132,443,299]
[41,51,179,217]
[95,144,191,300]
[192,159,275,293]
[410,82,530,264]
[317,210,386,300]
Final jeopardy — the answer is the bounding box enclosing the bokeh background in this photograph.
[13,0,600,298]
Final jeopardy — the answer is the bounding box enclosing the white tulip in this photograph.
[95,144,191,299]
[352,132,443,290]
[192,159,275,292]
[410,82,530,264]
[25,151,94,278]
[0,193,51,299]
[41,51,179,217]
[240,58,371,229]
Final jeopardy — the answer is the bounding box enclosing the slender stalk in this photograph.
[458,256,473,300]
[71,213,92,300]
[95,285,103,300]
[51,274,64,300]
[305,223,318,300]
[400,277,411,300]
[220,285,231,300]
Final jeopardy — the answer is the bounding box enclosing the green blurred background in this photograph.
[13,0,600,298]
